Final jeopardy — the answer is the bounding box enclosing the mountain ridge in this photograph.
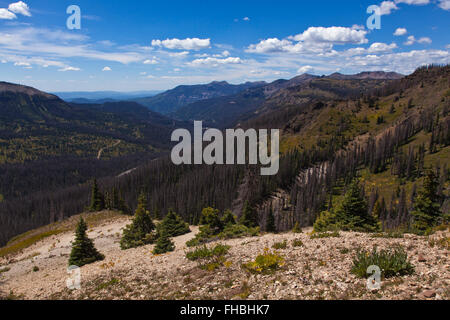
[133,80,267,114]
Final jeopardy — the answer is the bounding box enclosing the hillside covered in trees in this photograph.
[0,65,448,247]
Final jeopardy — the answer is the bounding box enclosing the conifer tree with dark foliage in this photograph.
[120,193,155,250]
[411,170,443,234]
[335,179,380,232]
[89,179,105,212]
[69,217,104,267]
[221,210,236,227]
[152,229,175,254]
[240,201,258,228]
[157,210,190,237]
[266,205,276,233]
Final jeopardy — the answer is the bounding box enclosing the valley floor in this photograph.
[0,213,448,300]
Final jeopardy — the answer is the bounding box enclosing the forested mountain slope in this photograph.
[246,65,449,231]
[0,66,448,248]
[172,72,402,127]
[0,83,188,245]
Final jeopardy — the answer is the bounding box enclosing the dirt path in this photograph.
[97,140,121,160]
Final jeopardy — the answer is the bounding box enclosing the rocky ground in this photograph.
[0,213,448,300]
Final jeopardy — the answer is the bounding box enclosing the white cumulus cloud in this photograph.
[168,51,189,57]
[395,0,429,5]
[151,38,211,51]
[394,28,408,36]
[368,42,398,53]
[292,26,368,44]
[247,38,293,53]
[189,56,242,66]
[58,66,80,72]
[102,66,112,71]
[297,65,313,74]
[143,58,158,65]
[379,1,399,15]
[8,1,31,16]
[0,8,16,19]
[438,0,450,10]
[404,35,432,45]
[247,26,367,55]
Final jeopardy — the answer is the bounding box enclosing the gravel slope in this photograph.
[0,217,448,300]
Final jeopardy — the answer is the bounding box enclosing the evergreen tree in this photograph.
[69,217,104,267]
[266,206,276,233]
[335,179,380,232]
[152,230,175,254]
[157,210,190,237]
[240,201,258,228]
[153,207,161,220]
[89,179,105,212]
[118,196,130,214]
[120,193,155,250]
[221,210,236,227]
[313,210,339,232]
[411,170,442,235]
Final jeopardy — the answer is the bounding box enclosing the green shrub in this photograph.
[428,235,449,249]
[157,210,190,238]
[32,266,39,272]
[272,240,288,249]
[313,210,339,232]
[200,207,224,234]
[292,239,303,247]
[218,224,259,240]
[69,217,104,267]
[186,244,230,261]
[292,222,303,233]
[351,247,415,279]
[186,225,215,247]
[185,237,200,248]
[186,205,260,248]
[185,244,231,271]
[242,248,285,274]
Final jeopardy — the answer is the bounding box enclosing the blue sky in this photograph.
[0,0,449,92]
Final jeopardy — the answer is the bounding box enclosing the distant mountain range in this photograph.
[133,81,267,114]
[53,90,163,104]
[327,71,404,80]
[170,71,404,127]
[51,72,403,119]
